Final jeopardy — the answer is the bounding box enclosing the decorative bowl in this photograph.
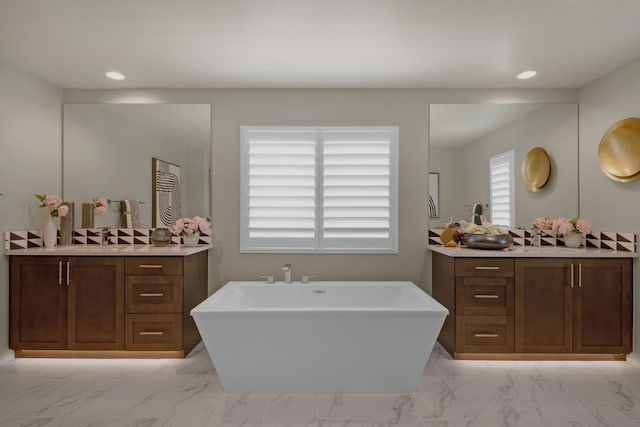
[150,227,172,247]
[462,233,513,250]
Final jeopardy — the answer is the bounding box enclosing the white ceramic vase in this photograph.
[42,215,57,248]
[183,231,200,247]
[563,232,583,248]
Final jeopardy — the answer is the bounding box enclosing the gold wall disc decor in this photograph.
[522,147,551,192]
[598,117,640,182]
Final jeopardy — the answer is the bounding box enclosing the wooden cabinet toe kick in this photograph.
[14,349,186,359]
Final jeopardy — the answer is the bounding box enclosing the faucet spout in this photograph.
[282,264,292,284]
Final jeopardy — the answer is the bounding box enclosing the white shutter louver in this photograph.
[243,130,317,250]
[241,126,398,253]
[489,150,514,228]
[322,130,395,250]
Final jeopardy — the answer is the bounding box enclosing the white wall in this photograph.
[460,104,579,228]
[578,58,640,357]
[0,58,62,362]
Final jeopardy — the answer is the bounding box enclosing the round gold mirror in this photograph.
[598,117,640,182]
[522,147,551,192]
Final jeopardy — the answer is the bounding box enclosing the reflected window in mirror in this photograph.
[428,103,578,229]
[489,150,514,227]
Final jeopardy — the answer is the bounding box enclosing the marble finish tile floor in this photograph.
[1,343,640,427]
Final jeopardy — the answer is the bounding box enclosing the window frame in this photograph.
[240,126,399,254]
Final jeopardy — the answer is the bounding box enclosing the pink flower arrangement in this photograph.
[92,197,107,216]
[35,194,69,218]
[531,217,553,230]
[171,216,212,237]
[532,216,592,236]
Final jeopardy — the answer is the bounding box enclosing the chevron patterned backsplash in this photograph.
[428,228,637,253]
[4,228,212,251]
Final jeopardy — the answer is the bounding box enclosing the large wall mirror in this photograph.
[63,104,211,229]
[428,103,578,229]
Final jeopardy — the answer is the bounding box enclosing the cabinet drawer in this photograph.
[456,277,514,316]
[125,314,182,350]
[125,257,182,276]
[456,316,514,353]
[125,276,183,314]
[456,258,514,277]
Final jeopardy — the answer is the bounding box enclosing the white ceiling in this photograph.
[1,1,640,89]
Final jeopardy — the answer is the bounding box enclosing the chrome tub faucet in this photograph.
[282,264,292,283]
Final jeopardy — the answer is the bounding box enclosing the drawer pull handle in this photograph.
[474,294,499,299]
[140,293,164,297]
[139,331,164,336]
[138,264,164,269]
[474,333,499,338]
[474,266,500,270]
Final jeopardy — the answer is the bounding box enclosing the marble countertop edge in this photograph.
[3,244,212,256]
[428,245,638,258]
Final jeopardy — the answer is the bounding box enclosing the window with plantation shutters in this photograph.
[489,150,515,228]
[241,126,398,253]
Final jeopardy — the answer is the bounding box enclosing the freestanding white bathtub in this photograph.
[191,281,448,393]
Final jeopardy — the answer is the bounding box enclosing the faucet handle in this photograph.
[302,275,316,284]
[259,275,275,284]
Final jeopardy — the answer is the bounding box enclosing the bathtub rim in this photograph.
[191,280,449,315]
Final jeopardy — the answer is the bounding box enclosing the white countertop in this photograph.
[3,244,212,257]
[429,245,637,258]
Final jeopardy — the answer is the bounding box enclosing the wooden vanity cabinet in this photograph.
[10,256,68,350]
[124,257,184,351]
[68,257,124,350]
[10,256,124,351]
[454,258,514,353]
[515,258,632,355]
[514,258,572,353]
[432,252,633,359]
[10,251,208,358]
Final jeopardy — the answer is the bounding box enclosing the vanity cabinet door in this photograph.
[67,257,124,350]
[515,258,573,353]
[10,256,68,350]
[572,258,632,354]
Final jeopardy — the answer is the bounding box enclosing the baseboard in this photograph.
[0,349,16,366]
[627,352,640,366]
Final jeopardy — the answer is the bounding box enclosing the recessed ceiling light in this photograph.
[516,70,537,80]
[105,70,125,81]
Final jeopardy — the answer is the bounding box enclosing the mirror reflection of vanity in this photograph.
[428,103,579,229]
[63,104,211,228]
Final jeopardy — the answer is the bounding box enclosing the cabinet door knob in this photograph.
[138,264,164,269]
[139,331,164,336]
[66,261,70,286]
[474,333,499,338]
[474,294,499,299]
[139,293,164,297]
[474,266,500,270]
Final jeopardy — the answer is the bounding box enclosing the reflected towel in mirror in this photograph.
[120,199,143,228]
